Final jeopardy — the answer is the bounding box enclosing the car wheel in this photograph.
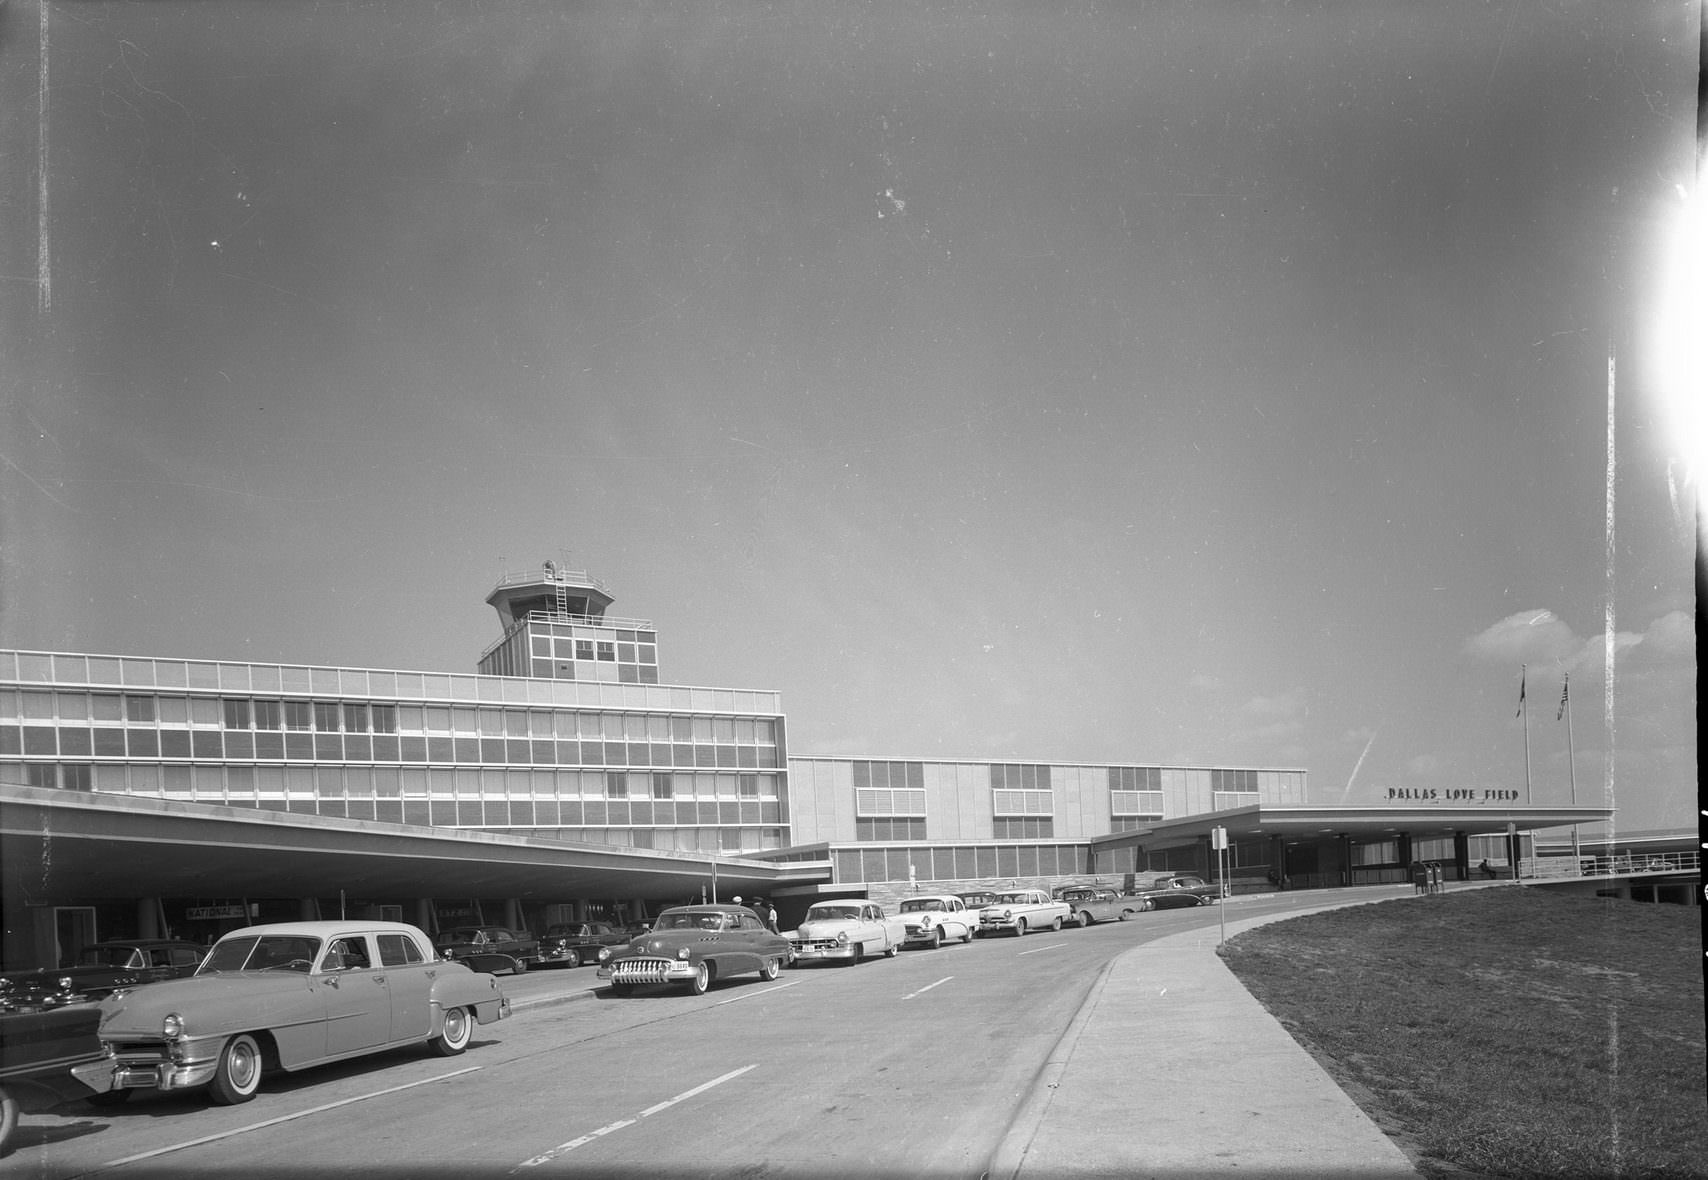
[1078,911,1092,928]
[760,956,781,981]
[0,1088,19,1157]
[884,939,899,958]
[1050,916,1063,932]
[930,928,943,949]
[847,945,862,967]
[1142,898,1155,912]
[1118,909,1132,921]
[687,961,711,995]
[1014,919,1027,937]
[208,1034,263,1105]
[429,1005,474,1057]
[563,949,581,969]
[961,926,974,944]
[511,958,528,975]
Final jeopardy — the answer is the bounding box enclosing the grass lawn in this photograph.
[1218,887,1706,1179]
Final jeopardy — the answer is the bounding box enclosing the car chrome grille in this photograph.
[795,939,843,951]
[608,958,673,981]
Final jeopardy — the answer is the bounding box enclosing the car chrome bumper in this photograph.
[76,1052,219,1094]
[789,944,856,962]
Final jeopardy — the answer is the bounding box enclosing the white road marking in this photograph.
[1017,941,1070,956]
[90,1067,482,1172]
[903,976,953,1000]
[713,979,801,1006]
[515,1063,758,1169]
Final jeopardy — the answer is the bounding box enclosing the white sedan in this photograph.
[895,895,977,948]
[787,901,906,965]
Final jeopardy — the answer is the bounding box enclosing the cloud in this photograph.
[1462,608,1689,681]
[1462,609,1577,664]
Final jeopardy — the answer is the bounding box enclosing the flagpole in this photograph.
[1563,675,1579,861]
[1520,665,1532,803]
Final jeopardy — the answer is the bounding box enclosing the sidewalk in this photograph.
[989,890,1429,1179]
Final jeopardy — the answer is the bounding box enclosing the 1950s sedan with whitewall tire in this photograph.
[788,900,907,965]
[69,921,509,1107]
[597,905,791,996]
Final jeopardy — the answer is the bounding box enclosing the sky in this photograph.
[2,2,1698,835]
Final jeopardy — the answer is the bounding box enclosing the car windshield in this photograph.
[1060,891,1091,900]
[808,906,861,921]
[77,946,145,969]
[654,912,725,932]
[899,899,945,913]
[995,892,1032,904]
[198,935,323,974]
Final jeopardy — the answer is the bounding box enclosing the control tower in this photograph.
[478,561,659,683]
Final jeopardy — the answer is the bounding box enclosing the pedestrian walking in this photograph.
[1411,860,1427,896]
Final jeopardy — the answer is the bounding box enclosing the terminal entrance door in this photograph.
[54,906,96,968]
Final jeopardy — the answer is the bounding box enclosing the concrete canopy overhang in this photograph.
[0,784,831,905]
[1089,803,1617,853]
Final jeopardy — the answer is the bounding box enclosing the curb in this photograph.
[506,985,602,1013]
[983,952,1118,1180]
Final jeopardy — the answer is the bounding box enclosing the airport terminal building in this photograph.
[0,564,1611,967]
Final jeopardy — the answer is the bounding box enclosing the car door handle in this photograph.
[372,975,386,984]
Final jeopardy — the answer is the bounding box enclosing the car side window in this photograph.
[329,937,373,970]
[170,947,201,967]
[377,933,424,967]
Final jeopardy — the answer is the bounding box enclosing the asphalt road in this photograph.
[9,898,1310,1179]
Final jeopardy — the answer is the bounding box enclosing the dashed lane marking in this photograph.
[1017,941,1071,956]
[714,979,802,1006]
[903,976,953,1000]
[513,1063,758,1170]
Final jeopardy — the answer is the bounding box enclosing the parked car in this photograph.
[788,901,907,965]
[0,1005,110,1155]
[956,890,1000,912]
[0,940,205,1012]
[1058,887,1125,926]
[1122,875,1221,912]
[894,895,977,948]
[597,905,790,995]
[977,889,1072,937]
[537,923,629,968]
[431,926,540,975]
[69,921,509,1106]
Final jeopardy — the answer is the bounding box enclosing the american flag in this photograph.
[1556,676,1569,721]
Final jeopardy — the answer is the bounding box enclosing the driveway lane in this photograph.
[13,898,1319,1177]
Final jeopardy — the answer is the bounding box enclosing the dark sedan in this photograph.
[596,905,790,995]
[431,926,540,975]
[0,940,205,1012]
[537,922,629,968]
[1121,875,1222,912]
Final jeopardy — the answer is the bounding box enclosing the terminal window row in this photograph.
[0,657,780,716]
[527,635,656,664]
[24,762,781,801]
[0,726,779,772]
[833,842,1090,884]
[1,692,777,745]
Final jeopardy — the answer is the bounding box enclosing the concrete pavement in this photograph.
[504,887,1438,1179]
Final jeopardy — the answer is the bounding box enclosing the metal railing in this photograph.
[1520,851,1699,880]
[490,568,610,594]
